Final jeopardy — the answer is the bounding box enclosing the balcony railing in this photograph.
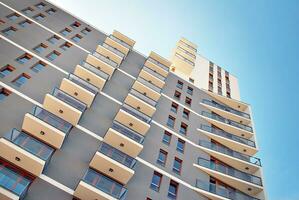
[130,89,157,107]
[80,61,110,80]
[200,125,255,148]
[31,106,72,134]
[137,77,162,93]
[4,129,54,165]
[99,143,137,169]
[147,57,169,72]
[112,121,145,144]
[177,46,196,58]
[202,99,250,119]
[201,111,253,133]
[196,179,260,200]
[175,53,195,66]
[198,140,261,166]
[0,163,31,200]
[197,158,262,186]
[109,35,131,49]
[121,104,151,123]
[68,73,98,94]
[82,168,127,200]
[92,51,118,68]
[142,65,166,81]
[52,88,87,112]
[103,43,125,58]
[180,40,197,52]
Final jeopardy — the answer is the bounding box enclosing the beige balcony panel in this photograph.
[43,94,82,125]
[74,181,117,200]
[90,152,134,184]
[179,38,197,50]
[113,30,136,47]
[149,51,172,68]
[144,59,168,77]
[177,42,196,56]
[22,113,65,149]
[105,37,129,55]
[115,110,150,136]
[125,94,156,117]
[60,78,95,107]
[74,65,106,90]
[86,54,115,76]
[194,187,229,200]
[0,187,19,200]
[0,138,45,176]
[175,48,196,62]
[103,128,143,158]
[194,164,263,196]
[132,81,161,102]
[96,45,122,65]
[139,69,165,89]
[171,56,194,75]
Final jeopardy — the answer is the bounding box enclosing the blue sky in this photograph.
[51,0,299,199]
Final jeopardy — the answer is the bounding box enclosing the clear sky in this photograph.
[50,0,299,199]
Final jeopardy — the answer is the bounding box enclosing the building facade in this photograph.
[0,1,266,200]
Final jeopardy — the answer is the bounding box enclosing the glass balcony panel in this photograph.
[109,35,131,49]
[80,61,110,80]
[142,66,166,81]
[122,104,151,123]
[147,57,169,72]
[103,43,125,58]
[92,51,118,68]
[52,88,87,112]
[137,77,162,93]
[68,73,98,94]
[130,89,157,107]
[112,121,144,144]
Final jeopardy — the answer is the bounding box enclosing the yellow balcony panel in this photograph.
[105,37,129,56]
[90,151,134,184]
[132,81,161,102]
[96,45,122,66]
[112,30,136,48]
[149,51,172,69]
[177,42,196,57]
[178,38,197,52]
[125,94,156,117]
[171,55,194,75]
[175,48,196,63]
[43,94,82,125]
[0,187,19,200]
[60,78,95,108]
[85,54,115,77]
[74,65,106,91]
[144,59,168,78]
[139,69,165,89]
[22,113,66,149]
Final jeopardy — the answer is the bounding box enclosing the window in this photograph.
[218,87,222,95]
[174,90,181,100]
[48,35,60,44]
[22,7,34,14]
[33,43,48,53]
[34,13,45,21]
[35,2,46,9]
[31,61,46,73]
[176,80,183,89]
[71,21,81,29]
[173,158,182,175]
[0,19,5,25]
[189,78,194,83]
[185,97,192,106]
[208,82,213,92]
[16,53,32,64]
[146,198,152,200]
[47,51,61,61]
[168,180,179,199]
[6,13,20,21]
[182,109,190,120]
[71,34,82,42]
[176,139,185,153]
[187,86,193,95]
[209,74,213,82]
[167,115,175,128]
[162,131,172,145]
[227,92,231,98]
[60,42,72,51]
[157,149,168,166]
[0,65,15,78]
[60,28,71,36]
[150,171,162,192]
[46,8,56,15]
[2,26,17,36]
[12,73,31,87]
[19,20,32,28]
[0,88,11,101]
[170,102,178,113]
[179,123,188,135]
[81,27,91,35]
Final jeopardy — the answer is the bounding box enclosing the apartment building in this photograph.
[0,1,266,200]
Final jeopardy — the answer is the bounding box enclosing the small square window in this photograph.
[174,90,181,100]
[19,20,32,28]
[0,65,15,78]
[168,180,179,199]
[22,7,34,14]
[6,13,20,21]
[2,26,17,36]
[157,149,168,166]
[176,80,183,89]
[47,51,60,61]
[173,157,182,175]
[34,13,45,21]
[60,42,72,51]
[35,2,46,9]
[176,139,185,153]
[0,88,12,101]
[171,102,178,113]
[12,73,31,87]
[31,61,46,73]
[182,109,190,120]
[81,27,91,35]
[150,171,162,192]
[71,21,81,29]
[167,115,175,128]
[179,123,188,135]
[48,35,60,44]
[187,86,193,95]
[60,28,71,36]
[33,43,48,53]
[71,34,82,42]
[16,53,32,64]
[162,131,172,145]
[185,97,192,106]
[46,8,56,15]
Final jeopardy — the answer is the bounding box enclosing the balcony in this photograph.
[105,37,130,56]
[68,73,98,94]
[125,92,156,117]
[199,125,257,156]
[139,70,165,91]
[144,58,168,78]
[201,111,253,138]
[198,140,261,173]
[137,77,162,93]
[0,163,31,200]
[195,158,263,196]
[129,89,157,107]
[132,80,161,102]
[0,129,54,176]
[103,121,144,157]
[121,103,151,124]
[92,51,118,68]
[175,47,196,64]
[142,65,166,81]
[177,46,196,59]
[85,54,115,77]
[90,143,136,184]
[80,61,110,80]
[74,168,127,200]
[195,179,260,200]
[95,45,122,66]
[103,43,125,58]
[178,38,197,53]
[111,30,136,49]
